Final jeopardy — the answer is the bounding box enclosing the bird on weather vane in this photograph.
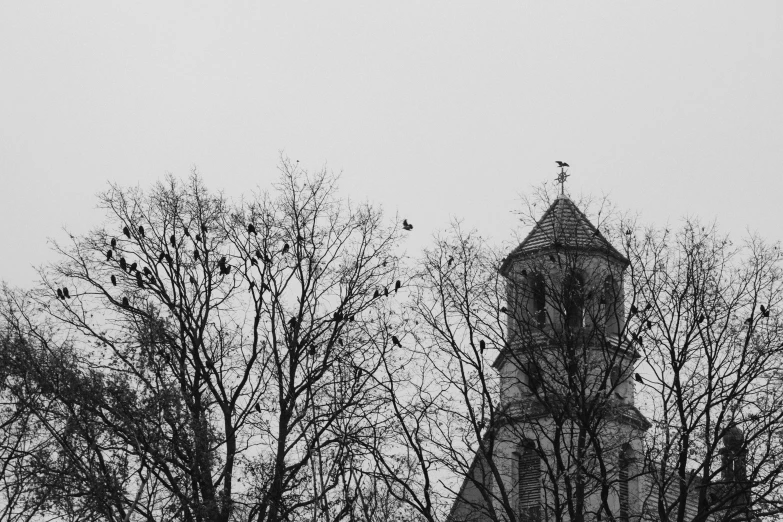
[555,161,570,195]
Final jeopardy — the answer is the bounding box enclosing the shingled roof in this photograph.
[500,195,628,275]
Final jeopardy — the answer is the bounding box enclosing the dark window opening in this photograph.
[531,273,546,328]
[563,272,586,329]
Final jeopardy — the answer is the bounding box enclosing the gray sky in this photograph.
[2,2,781,288]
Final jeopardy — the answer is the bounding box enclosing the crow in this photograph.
[106,250,113,261]
[221,265,231,275]
[297,234,304,243]
[288,317,298,327]
[201,224,208,234]
[248,224,256,235]
[447,256,454,267]
[158,252,166,263]
[184,227,190,237]
[143,267,151,277]
[170,235,176,247]
[479,340,486,353]
[635,373,643,384]
[395,280,401,293]
[122,296,129,307]
[334,311,344,322]
[384,287,389,297]
[110,238,117,248]
[402,219,413,231]
[391,335,401,347]
[129,262,137,273]
[138,225,145,238]
[646,320,653,330]
[698,314,705,324]
[189,275,197,285]
[629,305,639,315]
[111,275,117,286]
[644,303,652,311]
[195,234,201,242]
[373,289,380,299]
[281,243,290,255]
[194,250,200,261]
[218,256,227,269]
[556,161,570,168]
[123,226,130,238]
[136,272,144,288]
[165,253,173,264]
[254,403,261,414]
[120,257,127,271]
[62,288,70,299]
[761,305,771,318]
[57,288,64,299]
[255,249,263,259]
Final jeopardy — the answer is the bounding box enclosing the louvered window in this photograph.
[619,444,631,522]
[518,440,541,521]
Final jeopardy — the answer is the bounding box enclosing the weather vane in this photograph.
[555,161,570,195]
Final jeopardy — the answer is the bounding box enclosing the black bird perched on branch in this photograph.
[170,235,176,247]
[391,335,401,347]
[254,403,261,414]
[189,275,197,285]
[201,224,208,234]
[129,262,137,273]
[136,272,144,288]
[479,340,486,353]
[194,250,200,261]
[122,296,129,307]
[249,281,256,291]
[111,275,117,286]
[184,227,190,237]
[395,280,401,293]
[158,252,166,263]
[106,250,113,261]
[761,305,771,318]
[500,306,508,314]
[402,219,413,231]
[62,288,70,299]
[119,257,127,271]
[195,234,201,242]
[143,267,152,277]
[123,226,130,238]
[110,238,117,248]
[247,224,256,235]
[138,225,145,238]
[281,243,290,255]
[555,161,570,168]
[629,305,639,315]
[334,311,344,322]
[165,253,173,265]
[635,373,643,383]
[250,257,257,266]
[255,249,263,259]
[288,317,298,328]
[373,289,380,299]
[447,256,454,267]
[384,287,389,297]
[56,288,64,299]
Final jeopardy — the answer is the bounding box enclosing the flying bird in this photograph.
[56,288,64,299]
[391,335,401,347]
[247,224,256,235]
[106,250,113,261]
[402,219,413,231]
[395,280,401,293]
[111,275,117,286]
[110,238,117,248]
[138,225,145,238]
[123,226,130,238]
[62,287,70,299]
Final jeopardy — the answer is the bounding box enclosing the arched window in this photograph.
[518,439,541,520]
[526,360,541,395]
[531,273,546,328]
[619,444,632,522]
[563,272,585,329]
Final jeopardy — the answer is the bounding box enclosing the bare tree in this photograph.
[0,160,404,522]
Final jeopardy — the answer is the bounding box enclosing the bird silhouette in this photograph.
[402,219,413,231]
[334,311,344,322]
[373,289,380,299]
[288,317,298,327]
[500,306,508,314]
[184,227,190,237]
[447,256,454,267]
[761,305,771,318]
[123,226,130,238]
[479,340,486,353]
[391,335,401,347]
[62,287,70,299]
[247,224,256,235]
[194,250,200,261]
[644,303,652,311]
[250,258,258,266]
[281,243,290,255]
[697,314,705,324]
[136,272,144,288]
[129,262,137,273]
[111,275,117,286]
[555,161,570,168]
[635,373,643,383]
[110,238,117,248]
[221,265,231,275]
[143,267,152,277]
[744,316,753,325]
[255,249,263,259]
[120,257,127,271]
[138,226,145,238]
[297,234,304,243]
[625,229,632,236]
[122,296,129,307]
[249,281,256,291]
[158,252,166,263]
[195,234,201,242]
[646,320,653,330]
[165,253,173,265]
[254,403,261,414]
[106,250,113,261]
[201,224,208,234]
[395,280,401,293]
[629,305,639,315]
[384,287,389,297]
[56,288,64,299]
[170,235,176,247]
[219,256,227,268]
[189,275,197,285]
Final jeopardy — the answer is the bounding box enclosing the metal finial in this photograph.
[555,166,570,196]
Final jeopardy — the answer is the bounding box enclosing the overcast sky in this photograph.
[1,2,781,288]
